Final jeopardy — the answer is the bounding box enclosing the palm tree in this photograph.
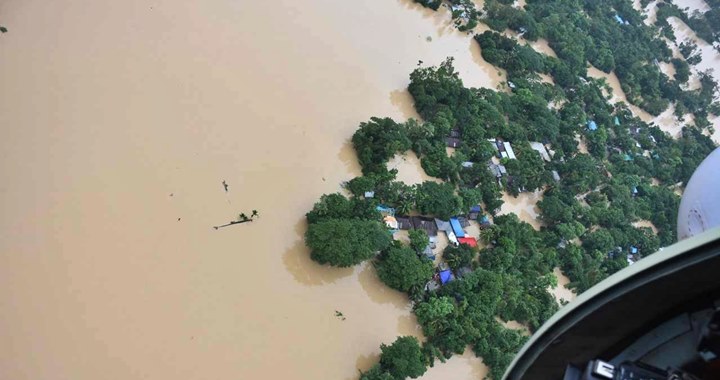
[251,210,259,218]
[395,198,410,215]
[479,226,498,244]
[239,213,248,221]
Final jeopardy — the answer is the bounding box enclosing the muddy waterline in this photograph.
[0,0,706,379]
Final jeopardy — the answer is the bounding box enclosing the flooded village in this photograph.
[0,0,717,379]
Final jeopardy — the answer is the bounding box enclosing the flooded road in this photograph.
[0,0,501,379]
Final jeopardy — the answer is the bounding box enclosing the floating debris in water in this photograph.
[213,210,259,230]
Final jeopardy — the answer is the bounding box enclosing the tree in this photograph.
[359,365,395,380]
[558,154,604,193]
[379,336,427,380]
[556,221,586,240]
[306,193,380,224]
[414,296,455,337]
[583,229,615,254]
[305,219,391,267]
[375,244,434,294]
[346,176,377,197]
[538,192,574,225]
[458,187,483,212]
[408,229,430,253]
[414,181,462,219]
[352,117,412,175]
[443,244,476,271]
[503,143,549,195]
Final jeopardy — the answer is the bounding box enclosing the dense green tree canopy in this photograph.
[375,243,434,294]
[443,243,476,271]
[379,336,428,380]
[306,193,380,224]
[352,117,412,175]
[414,181,462,220]
[306,219,391,267]
[408,229,430,253]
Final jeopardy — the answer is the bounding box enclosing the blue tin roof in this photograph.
[439,270,453,284]
[449,218,465,238]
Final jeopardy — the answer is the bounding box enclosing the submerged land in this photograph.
[0,0,718,380]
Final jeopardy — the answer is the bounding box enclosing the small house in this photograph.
[503,141,517,159]
[425,280,440,292]
[627,255,636,265]
[456,266,473,278]
[446,137,461,148]
[384,215,399,230]
[449,129,461,138]
[422,245,436,261]
[447,231,458,245]
[552,170,561,182]
[530,142,551,162]
[364,191,375,198]
[457,236,478,248]
[496,139,506,152]
[449,218,466,238]
[376,205,395,216]
[461,161,475,168]
[396,216,412,230]
[439,269,455,285]
[630,246,639,255]
[435,218,452,233]
[468,205,482,220]
[587,120,598,131]
[479,215,491,228]
[457,217,470,228]
[488,163,507,178]
[614,116,620,126]
[411,216,439,236]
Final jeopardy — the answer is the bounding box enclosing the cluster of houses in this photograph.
[376,203,493,291]
[488,138,516,160]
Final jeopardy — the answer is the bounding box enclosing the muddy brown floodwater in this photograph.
[499,190,545,231]
[1,0,709,379]
[637,0,720,144]
[0,0,504,379]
